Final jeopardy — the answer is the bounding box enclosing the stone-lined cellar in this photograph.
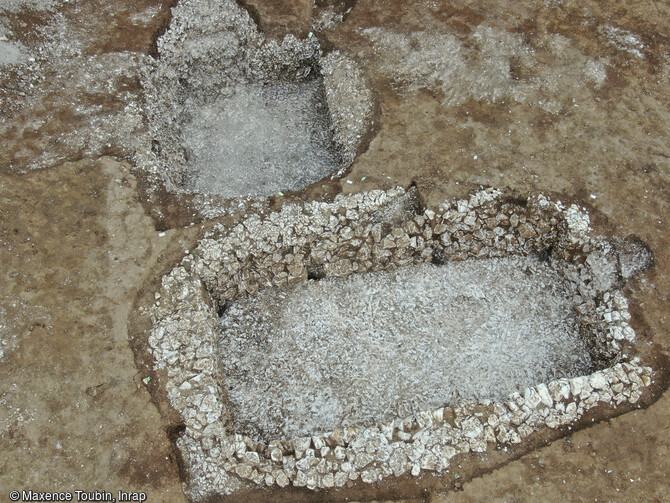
[144,187,653,500]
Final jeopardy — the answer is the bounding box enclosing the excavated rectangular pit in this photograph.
[144,187,654,499]
[182,78,341,199]
[218,255,592,442]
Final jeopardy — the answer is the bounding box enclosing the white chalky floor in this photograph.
[217,255,593,442]
[182,79,340,199]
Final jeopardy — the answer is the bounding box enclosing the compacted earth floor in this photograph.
[1,0,669,502]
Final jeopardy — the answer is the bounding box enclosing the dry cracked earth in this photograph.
[1,0,669,502]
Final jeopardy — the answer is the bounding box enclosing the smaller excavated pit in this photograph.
[219,256,592,442]
[139,0,374,218]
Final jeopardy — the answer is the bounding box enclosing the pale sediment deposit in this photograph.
[219,256,591,442]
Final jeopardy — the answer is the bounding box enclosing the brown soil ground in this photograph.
[1,0,669,502]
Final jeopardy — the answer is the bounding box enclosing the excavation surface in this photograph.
[219,256,591,441]
[1,0,669,502]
